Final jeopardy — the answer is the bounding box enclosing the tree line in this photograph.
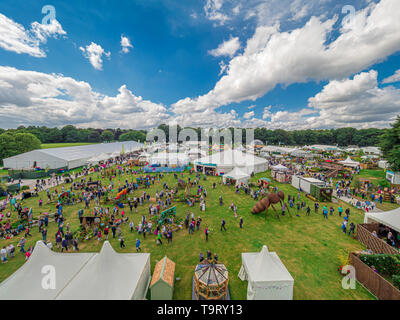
[1,123,398,170]
[156,124,385,147]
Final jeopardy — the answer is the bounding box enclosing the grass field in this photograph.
[0,167,375,300]
[41,142,98,149]
[357,169,386,181]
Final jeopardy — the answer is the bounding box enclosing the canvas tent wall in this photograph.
[0,241,96,300]
[56,241,151,300]
[338,156,360,168]
[238,245,294,300]
[194,150,267,175]
[0,241,151,300]
[3,141,143,170]
[291,176,325,194]
[364,207,400,233]
[222,167,250,185]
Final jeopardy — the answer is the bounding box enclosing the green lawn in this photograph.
[0,167,375,300]
[41,142,98,149]
[357,169,386,181]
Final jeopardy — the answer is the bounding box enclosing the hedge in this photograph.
[360,254,400,277]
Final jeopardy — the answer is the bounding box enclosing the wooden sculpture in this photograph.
[251,191,290,219]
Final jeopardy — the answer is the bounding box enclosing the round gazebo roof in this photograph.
[194,262,228,286]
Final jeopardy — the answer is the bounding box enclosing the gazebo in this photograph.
[193,262,229,300]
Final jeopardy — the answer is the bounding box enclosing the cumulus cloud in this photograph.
[204,0,230,26]
[247,70,400,130]
[0,66,169,129]
[208,36,241,57]
[120,35,133,54]
[80,42,111,70]
[382,69,400,84]
[0,13,66,57]
[172,0,400,124]
[243,111,254,119]
[202,0,336,27]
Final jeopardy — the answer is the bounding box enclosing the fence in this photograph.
[349,253,400,300]
[357,223,399,255]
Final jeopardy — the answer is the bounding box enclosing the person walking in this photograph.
[220,219,226,231]
[120,236,126,248]
[205,226,209,241]
[239,217,243,229]
[136,238,141,252]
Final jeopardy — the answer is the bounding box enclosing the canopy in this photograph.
[0,241,95,300]
[238,245,294,300]
[364,207,400,233]
[338,156,360,168]
[223,167,250,185]
[271,164,289,172]
[57,241,151,300]
[0,241,150,300]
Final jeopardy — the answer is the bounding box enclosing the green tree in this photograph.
[380,117,400,171]
[101,130,114,142]
[0,132,41,165]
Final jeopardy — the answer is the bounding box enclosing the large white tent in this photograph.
[338,156,360,168]
[271,164,289,172]
[194,149,267,175]
[149,152,189,167]
[222,167,250,185]
[364,207,400,233]
[57,241,151,300]
[238,245,294,300]
[3,141,143,170]
[0,241,151,300]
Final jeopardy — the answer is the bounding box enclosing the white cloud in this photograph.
[0,66,169,129]
[120,35,133,54]
[208,36,241,57]
[243,111,254,119]
[80,42,111,70]
[262,106,272,119]
[204,0,229,26]
[246,70,400,130]
[172,0,400,123]
[382,69,400,84]
[0,13,66,58]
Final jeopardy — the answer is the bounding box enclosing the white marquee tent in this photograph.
[194,149,268,175]
[149,152,189,167]
[222,167,250,185]
[271,164,289,172]
[3,141,143,170]
[238,245,294,300]
[338,156,360,168]
[364,207,400,233]
[0,241,151,300]
[57,241,151,300]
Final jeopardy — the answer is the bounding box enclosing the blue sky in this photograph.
[0,0,399,129]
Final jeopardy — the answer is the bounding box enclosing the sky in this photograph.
[0,0,400,130]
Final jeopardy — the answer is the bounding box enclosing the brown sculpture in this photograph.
[251,191,290,219]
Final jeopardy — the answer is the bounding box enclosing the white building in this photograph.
[3,141,143,170]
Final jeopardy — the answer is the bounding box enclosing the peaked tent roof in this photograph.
[56,241,150,300]
[338,156,360,167]
[242,245,293,283]
[225,167,250,180]
[271,164,289,171]
[365,207,400,233]
[0,241,95,300]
